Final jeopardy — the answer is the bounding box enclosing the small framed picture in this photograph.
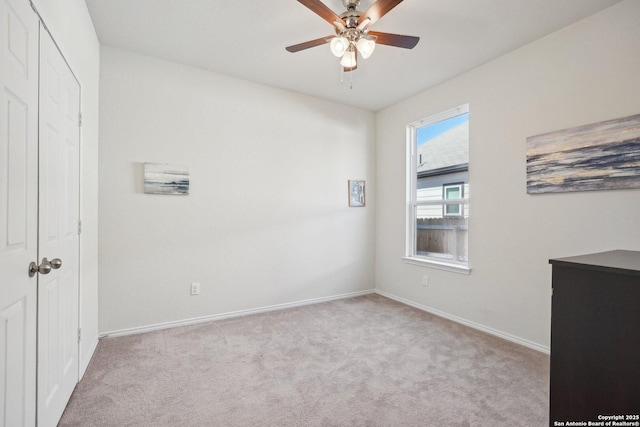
[348,180,365,207]
[144,163,189,195]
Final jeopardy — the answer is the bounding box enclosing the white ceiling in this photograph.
[84,0,621,112]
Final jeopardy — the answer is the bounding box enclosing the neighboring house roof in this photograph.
[417,121,469,174]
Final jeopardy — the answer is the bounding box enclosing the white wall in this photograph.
[98,47,376,333]
[31,0,100,375]
[375,0,640,351]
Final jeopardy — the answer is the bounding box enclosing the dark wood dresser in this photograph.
[548,250,640,426]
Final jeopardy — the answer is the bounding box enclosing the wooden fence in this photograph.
[416,218,468,260]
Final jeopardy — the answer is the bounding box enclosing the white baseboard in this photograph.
[99,288,549,355]
[375,290,550,354]
[101,289,376,339]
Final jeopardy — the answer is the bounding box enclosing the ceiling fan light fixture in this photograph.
[356,37,375,59]
[286,0,420,83]
[340,46,357,68]
[330,36,350,57]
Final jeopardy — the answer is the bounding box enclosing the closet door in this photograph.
[37,27,80,427]
[0,0,39,424]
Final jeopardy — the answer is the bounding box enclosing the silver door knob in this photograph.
[28,257,58,277]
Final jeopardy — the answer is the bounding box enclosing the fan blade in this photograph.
[297,0,345,27]
[286,36,335,53]
[368,31,419,49]
[358,0,403,28]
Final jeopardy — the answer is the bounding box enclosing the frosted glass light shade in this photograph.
[356,38,375,59]
[330,37,350,57]
[340,48,356,68]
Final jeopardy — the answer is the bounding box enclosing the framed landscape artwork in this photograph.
[348,180,365,207]
[144,163,190,195]
[526,113,640,194]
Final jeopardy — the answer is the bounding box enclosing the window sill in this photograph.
[402,256,472,275]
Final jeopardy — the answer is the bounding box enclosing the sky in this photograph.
[417,113,469,146]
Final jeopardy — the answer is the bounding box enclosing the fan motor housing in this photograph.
[340,10,362,28]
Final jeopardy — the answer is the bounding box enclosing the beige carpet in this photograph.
[59,294,549,426]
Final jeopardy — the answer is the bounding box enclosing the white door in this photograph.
[37,27,80,427]
[0,0,39,424]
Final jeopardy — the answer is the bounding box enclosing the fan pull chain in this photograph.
[339,65,353,89]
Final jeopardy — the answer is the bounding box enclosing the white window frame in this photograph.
[403,104,471,274]
[443,183,464,217]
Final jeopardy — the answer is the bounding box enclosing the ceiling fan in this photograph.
[286,0,419,73]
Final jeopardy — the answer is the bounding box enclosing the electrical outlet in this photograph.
[190,283,200,295]
[422,275,429,286]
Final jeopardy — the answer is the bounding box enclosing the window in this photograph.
[443,183,463,217]
[405,104,470,273]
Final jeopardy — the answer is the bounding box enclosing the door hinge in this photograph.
[78,219,82,235]
[78,328,82,343]
[78,112,83,127]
